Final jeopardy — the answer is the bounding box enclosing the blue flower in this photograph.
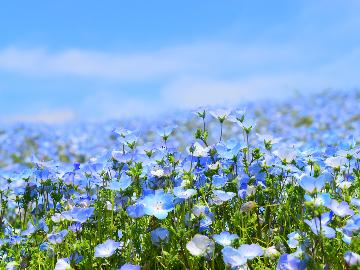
[156,125,177,138]
[276,253,306,270]
[304,212,335,238]
[213,231,238,246]
[61,207,95,223]
[94,239,122,258]
[212,175,228,188]
[298,174,325,193]
[54,258,71,270]
[287,231,308,250]
[141,190,174,219]
[238,244,264,260]
[350,198,360,208]
[209,109,231,122]
[328,199,354,217]
[150,227,169,247]
[126,203,145,219]
[118,263,141,270]
[222,243,263,267]
[108,174,132,191]
[221,246,247,268]
[173,186,196,199]
[68,222,82,233]
[199,215,213,232]
[342,214,360,236]
[344,251,360,267]
[48,230,68,244]
[304,193,331,207]
[211,190,235,205]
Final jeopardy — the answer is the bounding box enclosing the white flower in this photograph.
[186,234,215,259]
[274,147,296,163]
[54,258,72,270]
[151,168,165,178]
[264,246,280,257]
[190,142,209,157]
[325,156,347,168]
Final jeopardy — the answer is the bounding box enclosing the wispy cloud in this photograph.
[0,108,75,124]
[0,43,301,81]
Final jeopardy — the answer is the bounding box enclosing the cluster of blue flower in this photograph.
[0,91,359,269]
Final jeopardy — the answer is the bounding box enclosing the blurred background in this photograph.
[0,0,359,123]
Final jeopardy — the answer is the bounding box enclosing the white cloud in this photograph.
[1,108,75,124]
[0,43,300,81]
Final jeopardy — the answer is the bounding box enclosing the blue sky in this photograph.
[0,1,359,123]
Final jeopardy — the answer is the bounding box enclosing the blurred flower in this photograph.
[94,239,122,258]
[212,231,238,246]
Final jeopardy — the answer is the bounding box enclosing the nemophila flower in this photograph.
[288,231,307,249]
[68,222,82,233]
[222,246,247,267]
[108,174,132,191]
[21,222,36,236]
[325,156,347,169]
[126,203,145,218]
[298,174,325,193]
[274,147,296,163]
[150,167,165,178]
[189,142,209,157]
[211,190,235,205]
[212,175,228,188]
[209,109,231,123]
[216,139,243,159]
[156,125,177,139]
[342,214,360,236]
[238,244,264,260]
[6,261,19,270]
[193,205,212,217]
[141,190,175,219]
[213,231,238,246]
[199,215,213,232]
[173,186,196,199]
[118,263,141,270]
[69,251,83,264]
[39,242,51,252]
[327,199,354,217]
[61,207,95,223]
[151,227,169,247]
[186,234,215,260]
[54,258,72,270]
[337,228,352,245]
[207,161,220,170]
[256,133,282,145]
[238,184,256,200]
[344,251,360,267]
[94,239,122,258]
[304,192,331,207]
[238,118,256,132]
[222,244,263,268]
[304,212,335,239]
[228,109,246,122]
[350,198,360,209]
[276,253,306,270]
[48,230,68,244]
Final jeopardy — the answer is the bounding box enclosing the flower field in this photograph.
[0,91,359,269]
